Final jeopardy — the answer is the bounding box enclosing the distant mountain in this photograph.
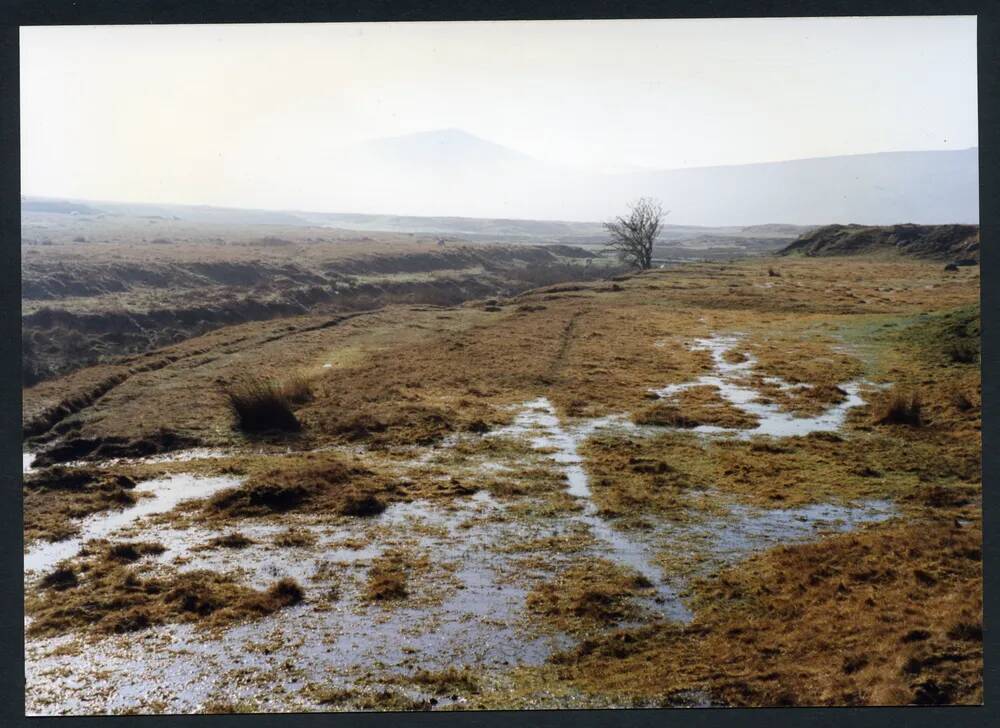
[312,130,978,226]
[354,128,536,169]
[22,132,979,228]
[779,223,980,262]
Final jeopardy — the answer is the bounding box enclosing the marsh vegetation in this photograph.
[22,254,981,713]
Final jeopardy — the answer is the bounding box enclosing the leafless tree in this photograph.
[603,197,666,270]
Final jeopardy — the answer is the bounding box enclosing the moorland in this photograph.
[20,206,982,713]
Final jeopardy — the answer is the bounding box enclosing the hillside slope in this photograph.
[779,223,980,262]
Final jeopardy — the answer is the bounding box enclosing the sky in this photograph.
[21,17,978,214]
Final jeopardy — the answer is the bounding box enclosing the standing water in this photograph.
[493,398,691,621]
[651,334,871,438]
[24,474,243,575]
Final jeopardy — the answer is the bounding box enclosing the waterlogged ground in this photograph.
[22,259,983,711]
[26,333,902,714]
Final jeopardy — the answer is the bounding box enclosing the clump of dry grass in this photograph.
[948,386,978,413]
[205,532,254,549]
[105,541,166,563]
[527,558,655,633]
[873,388,923,426]
[224,375,301,433]
[40,565,78,591]
[205,454,381,518]
[26,554,306,637]
[410,666,480,695]
[339,492,386,517]
[279,371,314,405]
[363,550,411,602]
[947,341,978,364]
[273,528,317,548]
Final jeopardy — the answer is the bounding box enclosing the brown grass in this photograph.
[526,558,655,634]
[363,550,411,602]
[409,666,480,695]
[278,372,315,405]
[273,528,318,548]
[23,467,138,545]
[21,258,982,707]
[27,548,305,637]
[873,388,923,426]
[204,453,387,519]
[582,434,707,519]
[946,340,978,364]
[533,514,981,706]
[224,375,301,433]
[633,385,759,430]
[203,532,254,549]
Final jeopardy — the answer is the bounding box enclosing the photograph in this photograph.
[18,16,982,715]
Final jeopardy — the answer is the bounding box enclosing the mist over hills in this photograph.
[312,129,978,225]
[23,129,978,228]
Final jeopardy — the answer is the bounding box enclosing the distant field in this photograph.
[21,202,810,384]
[21,215,619,383]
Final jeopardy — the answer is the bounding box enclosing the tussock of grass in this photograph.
[279,372,314,405]
[949,386,977,412]
[40,565,78,591]
[224,375,301,433]
[205,532,254,549]
[873,389,923,426]
[363,550,410,602]
[204,454,389,522]
[339,492,386,517]
[106,541,166,563]
[947,341,978,364]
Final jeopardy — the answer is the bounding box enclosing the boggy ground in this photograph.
[22,257,981,712]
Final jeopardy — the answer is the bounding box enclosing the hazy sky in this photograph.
[21,17,978,212]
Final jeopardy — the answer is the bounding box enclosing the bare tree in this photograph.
[603,197,665,270]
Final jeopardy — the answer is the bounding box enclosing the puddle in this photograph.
[656,498,895,580]
[25,490,572,715]
[493,398,689,619]
[491,395,896,624]
[24,474,243,575]
[139,448,231,465]
[651,334,871,438]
